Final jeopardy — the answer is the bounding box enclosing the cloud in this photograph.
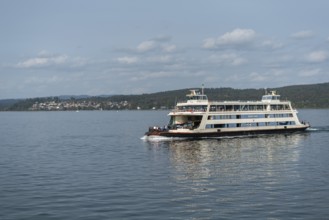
[162,44,176,53]
[130,71,174,81]
[116,55,173,65]
[249,72,267,82]
[298,68,321,77]
[291,30,314,39]
[17,55,68,68]
[16,53,87,69]
[136,38,176,53]
[151,35,172,42]
[261,40,283,49]
[10,29,329,99]
[202,38,217,49]
[306,51,328,63]
[116,56,139,64]
[243,69,289,87]
[208,53,247,66]
[17,57,49,68]
[218,28,256,45]
[146,55,172,63]
[202,28,256,49]
[24,75,63,84]
[137,40,156,52]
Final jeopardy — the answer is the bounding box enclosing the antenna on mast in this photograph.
[202,84,204,95]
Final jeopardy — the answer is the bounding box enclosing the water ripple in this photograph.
[1,111,329,219]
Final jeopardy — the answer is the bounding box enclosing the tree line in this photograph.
[1,82,328,111]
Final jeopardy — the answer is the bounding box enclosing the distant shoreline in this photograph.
[1,82,329,111]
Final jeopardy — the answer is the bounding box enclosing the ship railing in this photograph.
[208,109,292,112]
[172,108,207,113]
[172,108,293,113]
[177,100,208,104]
[149,126,169,132]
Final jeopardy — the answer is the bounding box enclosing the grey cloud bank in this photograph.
[1,0,329,99]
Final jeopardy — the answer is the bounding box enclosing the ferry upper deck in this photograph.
[174,90,293,113]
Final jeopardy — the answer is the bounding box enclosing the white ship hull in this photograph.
[145,89,310,139]
[146,125,309,138]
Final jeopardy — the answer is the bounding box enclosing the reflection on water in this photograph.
[144,133,310,218]
[1,110,327,219]
[170,134,306,179]
[146,134,308,178]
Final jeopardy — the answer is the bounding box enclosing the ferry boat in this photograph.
[145,88,310,138]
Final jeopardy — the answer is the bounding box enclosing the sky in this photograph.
[1,0,329,99]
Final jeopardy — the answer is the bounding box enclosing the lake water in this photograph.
[0,109,329,219]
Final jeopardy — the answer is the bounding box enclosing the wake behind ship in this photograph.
[145,88,310,139]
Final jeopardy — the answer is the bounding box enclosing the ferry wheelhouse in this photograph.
[145,89,310,138]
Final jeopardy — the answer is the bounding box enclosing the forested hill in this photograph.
[109,82,329,109]
[1,82,329,111]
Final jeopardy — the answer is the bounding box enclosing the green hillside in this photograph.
[110,82,329,109]
[1,82,328,111]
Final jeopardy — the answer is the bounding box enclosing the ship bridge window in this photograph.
[262,95,271,101]
[189,95,208,100]
[272,95,280,100]
[262,95,281,101]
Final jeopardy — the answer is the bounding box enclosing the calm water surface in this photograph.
[0,110,329,219]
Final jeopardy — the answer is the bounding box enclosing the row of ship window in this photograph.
[209,104,290,111]
[208,113,293,120]
[176,104,291,112]
[205,121,296,129]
